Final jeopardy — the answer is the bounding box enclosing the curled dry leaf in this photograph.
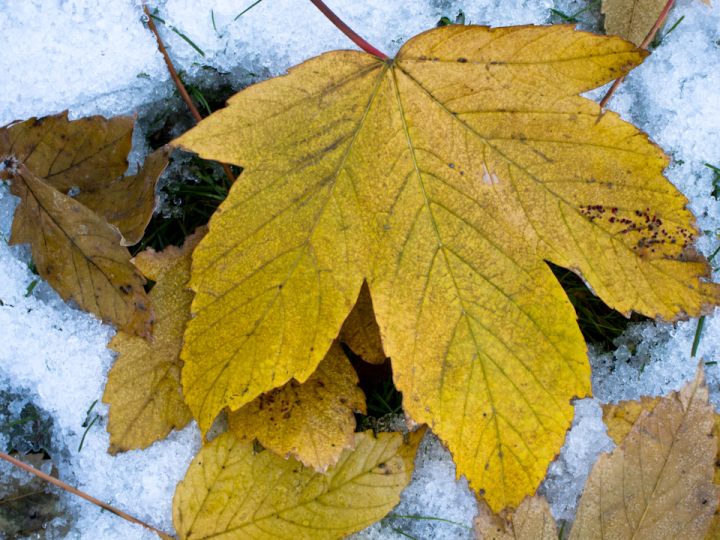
[227,340,366,471]
[570,364,720,540]
[474,495,557,540]
[173,24,720,511]
[0,112,169,247]
[339,281,386,364]
[602,0,712,46]
[103,227,206,454]
[172,427,425,540]
[6,162,154,338]
[74,145,171,246]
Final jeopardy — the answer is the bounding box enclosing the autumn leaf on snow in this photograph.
[0,112,168,246]
[172,24,720,511]
[602,0,712,46]
[3,161,154,338]
[103,227,206,454]
[601,385,720,540]
[74,145,171,246]
[172,427,425,540]
[571,364,720,540]
[474,495,557,540]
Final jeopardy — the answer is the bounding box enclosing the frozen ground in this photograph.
[1,0,719,539]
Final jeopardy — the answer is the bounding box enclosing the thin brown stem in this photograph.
[0,451,175,540]
[308,0,389,59]
[598,0,676,109]
[143,5,236,184]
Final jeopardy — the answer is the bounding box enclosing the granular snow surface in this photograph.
[1,1,720,539]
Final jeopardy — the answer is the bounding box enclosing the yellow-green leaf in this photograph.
[339,281,386,364]
[172,427,425,540]
[103,227,205,454]
[228,340,366,471]
[173,24,720,511]
[602,0,712,46]
[474,496,557,540]
[570,365,720,540]
[6,162,154,338]
[75,145,171,246]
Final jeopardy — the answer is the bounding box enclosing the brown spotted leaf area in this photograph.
[5,162,153,338]
[173,24,720,511]
[474,496,557,540]
[601,387,720,540]
[228,340,366,471]
[338,282,386,364]
[172,427,425,540]
[103,228,206,454]
[570,365,720,540]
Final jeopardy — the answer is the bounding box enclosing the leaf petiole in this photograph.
[308,0,389,59]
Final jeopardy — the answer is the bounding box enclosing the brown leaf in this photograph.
[75,146,171,246]
[0,111,134,193]
[602,0,712,46]
[602,391,720,540]
[7,162,154,338]
[474,496,557,540]
[570,364,720,540]
[103,228,205,454]
[228,340,366,471]
[339,281,386,364]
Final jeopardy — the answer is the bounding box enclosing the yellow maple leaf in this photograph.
[602,0,712,47]
[172,427,425,540]
[571,365,720,539]
[172,24,720,511]
[103,227,206,454]
[227,340,366,471]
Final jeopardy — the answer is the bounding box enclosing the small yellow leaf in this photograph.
[174,24,720,511]
[103,227,206,454]
[339,281,386,364]
[74,145,171,246]
[7,162,154,338]
[602,0,711,46]
[570,365,720,540]
[228,340,366,471]
[0,111,134,193]
[601,394,661,444]
[474,495,557,540]
[172,427,425,540]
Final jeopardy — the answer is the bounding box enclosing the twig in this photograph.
[0,451,175,540]
[143,5,236,184]
[308,0,389,59]
[598,0,676,109]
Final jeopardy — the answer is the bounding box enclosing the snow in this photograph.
[1,0,720,539]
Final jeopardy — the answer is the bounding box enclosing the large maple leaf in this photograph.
[172,24,720,511]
